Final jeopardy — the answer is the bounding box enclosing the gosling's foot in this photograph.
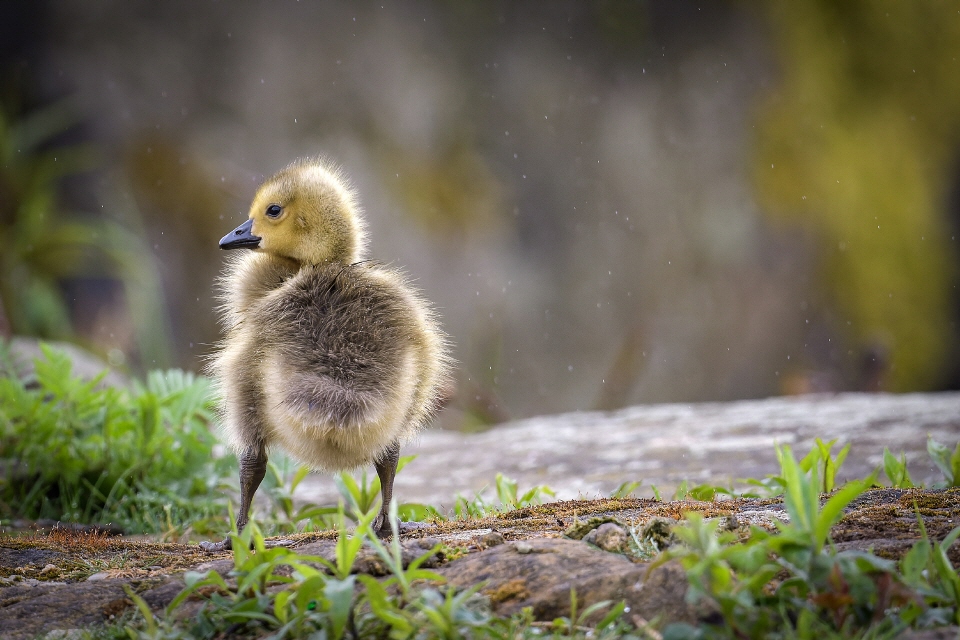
[199,538,232,553]
[263,538,296,548]
[398,521,433,534]
[198,537,296,552]
[373,516,434,538]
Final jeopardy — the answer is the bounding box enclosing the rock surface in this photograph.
[437,538,704,623]
[297,392,960,508]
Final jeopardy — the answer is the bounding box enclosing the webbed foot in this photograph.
[373,515,433,538]
[198,537,295,552]
[263,538,296,548]
[199,537,232,553]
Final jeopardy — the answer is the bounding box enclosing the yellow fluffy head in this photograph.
[247,158,367,265]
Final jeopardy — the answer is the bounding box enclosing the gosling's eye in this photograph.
[266,204,283,218]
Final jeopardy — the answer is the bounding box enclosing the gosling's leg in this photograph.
[199,443,268,552]
[235,444,269,535]
[371,441,434,537]
[373,441,401,537]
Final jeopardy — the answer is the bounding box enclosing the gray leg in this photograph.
[373,441,401,537]
[235,444,268,534]
[200,443,267,552]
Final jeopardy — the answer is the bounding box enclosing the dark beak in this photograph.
[219,219,261,250]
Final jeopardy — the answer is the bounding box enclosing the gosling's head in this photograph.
[219,158,367,265]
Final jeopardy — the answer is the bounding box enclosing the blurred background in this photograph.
[2,0,959,430]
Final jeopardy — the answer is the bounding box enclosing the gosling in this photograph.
[200,158,451,551]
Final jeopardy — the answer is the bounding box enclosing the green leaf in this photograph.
[335,518,366,580]
[236,562,273,596]
[928,436,958,485]
[398,502,444,522]
[688,484,718,502]
[576,599,613,625]
[778,445,816,538]
[289,465,311,493]
[294,575,327,615]
[952,444,960,488]
[495,473,518,508]
[610,480,642,499]
[335,472,363,512]
[396,454,417,474]
[518,484,555,506]
[274,589,291,624]
[595,600,627,630]
[828,442,851,492]
[901,539,931,584]
[797,442,821,474]
[358,575,413,632]
[293,504,339,522]
[848,549,896,573]
[324,576,355,639]
[941,524,960,551]
[221,610,279,623]
[883,448,915,488]
[931,541,960,603]
[814,480,866,550]
[122,585,158,635]
[166,571,228,613]
[673,480,689,501]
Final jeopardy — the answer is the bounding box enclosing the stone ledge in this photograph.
[297,392,960,507]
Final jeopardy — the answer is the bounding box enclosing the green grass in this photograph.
[0,342,233,533]
[657,446,960,639]
[115,500,639,640]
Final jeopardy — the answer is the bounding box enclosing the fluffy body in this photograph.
[209,157,451,473]
[211,254,448,470]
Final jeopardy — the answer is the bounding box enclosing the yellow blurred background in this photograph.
[2,1,959,428]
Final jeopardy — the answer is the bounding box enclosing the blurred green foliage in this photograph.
[0,101,99,338]
[0,100,171,367]
[754,2,960,390]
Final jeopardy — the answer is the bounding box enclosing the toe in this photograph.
[199,538,232,553]
[397,521,433,534]
[263,538,295,548]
